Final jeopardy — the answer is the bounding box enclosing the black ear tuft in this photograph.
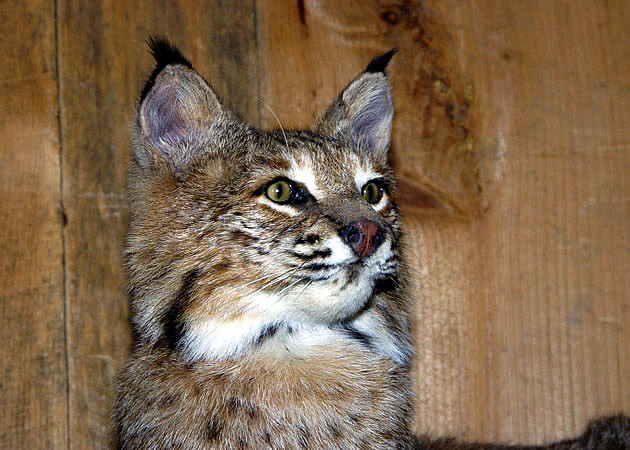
[365,48,397,74]
[316,51,396,158]
[135,37,227,171]
[139,36,193,103]
[148,36,192,68]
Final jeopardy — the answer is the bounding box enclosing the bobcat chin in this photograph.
[114,38,629,449]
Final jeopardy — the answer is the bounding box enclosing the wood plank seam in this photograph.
[52,0,71,448]
[254,0,263,129]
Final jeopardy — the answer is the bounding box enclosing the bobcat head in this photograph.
[127,38,408,363]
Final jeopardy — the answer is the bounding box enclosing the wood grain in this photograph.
[0,1,67,448]
[55,1,258,447]
[409,0,630,443]
[456,1,630,442]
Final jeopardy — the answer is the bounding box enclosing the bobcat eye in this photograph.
[362,181,384,204]
[266,179,293,203]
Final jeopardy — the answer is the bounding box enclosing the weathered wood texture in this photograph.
[1,0,628,447]
[407,1,630,443]
[0,1,67,448]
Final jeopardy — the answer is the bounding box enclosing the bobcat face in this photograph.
[128,40,400,361]
[214,132,401,325]
[150,132,402,360]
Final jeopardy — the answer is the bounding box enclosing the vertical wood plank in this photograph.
[257,0,398,129]
[454,0,630,442]
[409,0,630,443]
[0,1,67,448]
[56,1,258,446]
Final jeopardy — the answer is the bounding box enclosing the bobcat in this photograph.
[114,38,629,449]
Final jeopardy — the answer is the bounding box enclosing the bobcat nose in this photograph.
[338,220,385,258]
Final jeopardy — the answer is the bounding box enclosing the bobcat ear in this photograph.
[317,49,396,158]
[133,37,224,172]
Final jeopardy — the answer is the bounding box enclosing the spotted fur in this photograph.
[115,38,629,449]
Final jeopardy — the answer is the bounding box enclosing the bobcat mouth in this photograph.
[288,242,395,297]
[292,233,394,275]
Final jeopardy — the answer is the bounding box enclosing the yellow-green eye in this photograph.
[266,180,292,203]
[362,181,383,204]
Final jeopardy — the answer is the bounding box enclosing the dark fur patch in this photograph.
[245,402,258,418]
[231,229,259,242]
[374,275,398,294]
[160,392,178,407]
[162,268,201,349]
[127,288,143,344]
[205,418,223,442]
[296,234,320,245]
[254,245,271,256]
[226,396,259,419]
[212,261,231,273]
[226,396,239,412]
[162,301,185,349]
[365,48,397,74]
[254,323,279,345]
[581,414,630,447]
[323,214,345,227]
[140,36,193,104]
[291,249,332,260]
[327,420,342,439]
[338,323,373,350]
[297,423,311,448]
[303,262,336,272]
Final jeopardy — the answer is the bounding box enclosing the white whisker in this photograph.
[257,96,290,152]
[222,263,304,297]
[276,277,304,298]
[294,280,313,299]
[245,263,305,298]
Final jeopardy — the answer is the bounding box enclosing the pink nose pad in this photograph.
[338,220,385,258]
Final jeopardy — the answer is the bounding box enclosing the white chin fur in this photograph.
[182,316,269,360]
[180,239,395,361]
[180,285,369,361]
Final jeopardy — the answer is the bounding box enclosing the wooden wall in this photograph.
[1,0,628,447]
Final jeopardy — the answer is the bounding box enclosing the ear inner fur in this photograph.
[316,51,395,158]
